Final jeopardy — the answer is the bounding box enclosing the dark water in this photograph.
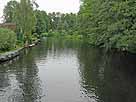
[0,38,136,102]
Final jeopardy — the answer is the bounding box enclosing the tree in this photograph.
[46,12,78,35]
[78,0,136,52]
[3,0,18,23]
[16,0,36,46]
[34,10,49,35]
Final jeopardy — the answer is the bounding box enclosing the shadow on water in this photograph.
[0,38,136,102]
[78,43,136,102]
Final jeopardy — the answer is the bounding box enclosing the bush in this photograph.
[47,30,60,37]
[28,34,38,44]
[33,33,40,38]
[41,32,49,37]
[0,28,17,51]
[64,34,83,40]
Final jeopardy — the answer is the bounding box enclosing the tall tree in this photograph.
[16,0,36,46]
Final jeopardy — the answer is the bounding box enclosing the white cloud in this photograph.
[0,0,80,23]
[37,0,80,13]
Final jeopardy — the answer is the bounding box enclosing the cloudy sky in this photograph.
[38,0,80,13]
[0,0,80,22]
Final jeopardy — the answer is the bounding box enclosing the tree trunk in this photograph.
[25,40,29,48]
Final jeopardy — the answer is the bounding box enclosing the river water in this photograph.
[0,38,136,102]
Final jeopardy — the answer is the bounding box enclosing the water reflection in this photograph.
[78,44,136,102]
[0,48,43,102]
[0,38,136,102]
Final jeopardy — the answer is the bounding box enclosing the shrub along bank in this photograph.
[0,28,17,52]
[0,27,40,62]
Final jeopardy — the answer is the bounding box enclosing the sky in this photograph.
[0,0,80,22]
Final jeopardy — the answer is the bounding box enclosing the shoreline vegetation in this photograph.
[1,0,136,63]
[0,39,40,63]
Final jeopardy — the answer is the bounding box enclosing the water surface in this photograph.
[0,38,136,102]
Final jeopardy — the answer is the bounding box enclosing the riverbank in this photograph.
[0,48,23,63]
[0,39,40,63]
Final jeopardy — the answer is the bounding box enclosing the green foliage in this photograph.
[3,0,38,46]
[4,0,136,53]
[64,34,83,40]
[41,32,49,37]
[48,30,60,37]
[34,11,83,39]
[78,0,136,52]
[29,34,38,44]
[3,0,18,23]
[45,12,78,35]
[0,28,17,51]
[34,10,49,34]
[16,0,36,45]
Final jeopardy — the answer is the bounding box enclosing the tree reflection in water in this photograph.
[0,38,136,102]
[78,44,136,102]
[0,48,44,102]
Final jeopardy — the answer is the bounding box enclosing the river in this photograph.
[0,38,136,102]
